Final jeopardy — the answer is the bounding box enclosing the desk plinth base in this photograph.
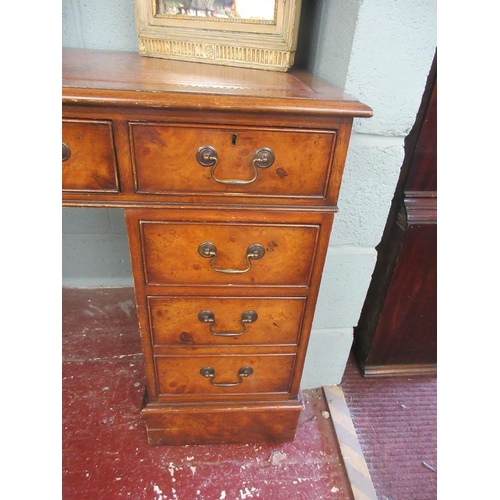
[141,392,304,446]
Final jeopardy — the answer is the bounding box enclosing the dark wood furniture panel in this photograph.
[353,53,436,377]
[62,48,371,445]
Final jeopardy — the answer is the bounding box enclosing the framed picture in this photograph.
[134,0,303,71]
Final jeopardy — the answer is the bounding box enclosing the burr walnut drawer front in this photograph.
[130,123,336,199]
[155,354,296,397]
[62,119,119,192]
[148,296,306,347]
[140,221,320,287]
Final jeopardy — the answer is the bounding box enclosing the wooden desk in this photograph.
[62,48,371,446]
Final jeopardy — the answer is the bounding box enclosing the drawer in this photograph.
[62,119,119,192]
[155,354,295,397]
[130,123,336,199]
[149,296,306,346]
[141,221,319,287]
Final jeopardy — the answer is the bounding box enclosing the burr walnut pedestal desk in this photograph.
[62,48,372,446]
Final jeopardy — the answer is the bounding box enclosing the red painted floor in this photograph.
[62,287,354,500]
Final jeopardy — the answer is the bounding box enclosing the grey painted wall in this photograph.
[62,0,437,387]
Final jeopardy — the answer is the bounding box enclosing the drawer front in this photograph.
[62,119,119,192]
[155,354,295,397]
[149,296,306,346]
[131,123,336,199]
[141,221,319,287]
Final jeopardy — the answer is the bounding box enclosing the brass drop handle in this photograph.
[199,366,254,387]
[198,242,265,274]
[62,142,71,162]
[196,145,275,185]
[198,310,258,337]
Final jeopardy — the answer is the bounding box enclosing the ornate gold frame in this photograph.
[134,1,302,71]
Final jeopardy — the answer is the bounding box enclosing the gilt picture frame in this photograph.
[134,0,302,71]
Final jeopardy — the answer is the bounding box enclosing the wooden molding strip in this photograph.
[363,364,437,377]
[397,194,437,225]
[323,385,378,500]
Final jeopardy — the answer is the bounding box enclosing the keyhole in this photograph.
[231,134,238,146]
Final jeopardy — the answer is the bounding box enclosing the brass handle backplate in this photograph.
[198,310,258,337]
[253,147,275,168]
[196,145,274,185]
[198,242,265,274]
[62,142,71,162]
[199,366,254,387]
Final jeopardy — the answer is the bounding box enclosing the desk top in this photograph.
[62,48,372,118]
